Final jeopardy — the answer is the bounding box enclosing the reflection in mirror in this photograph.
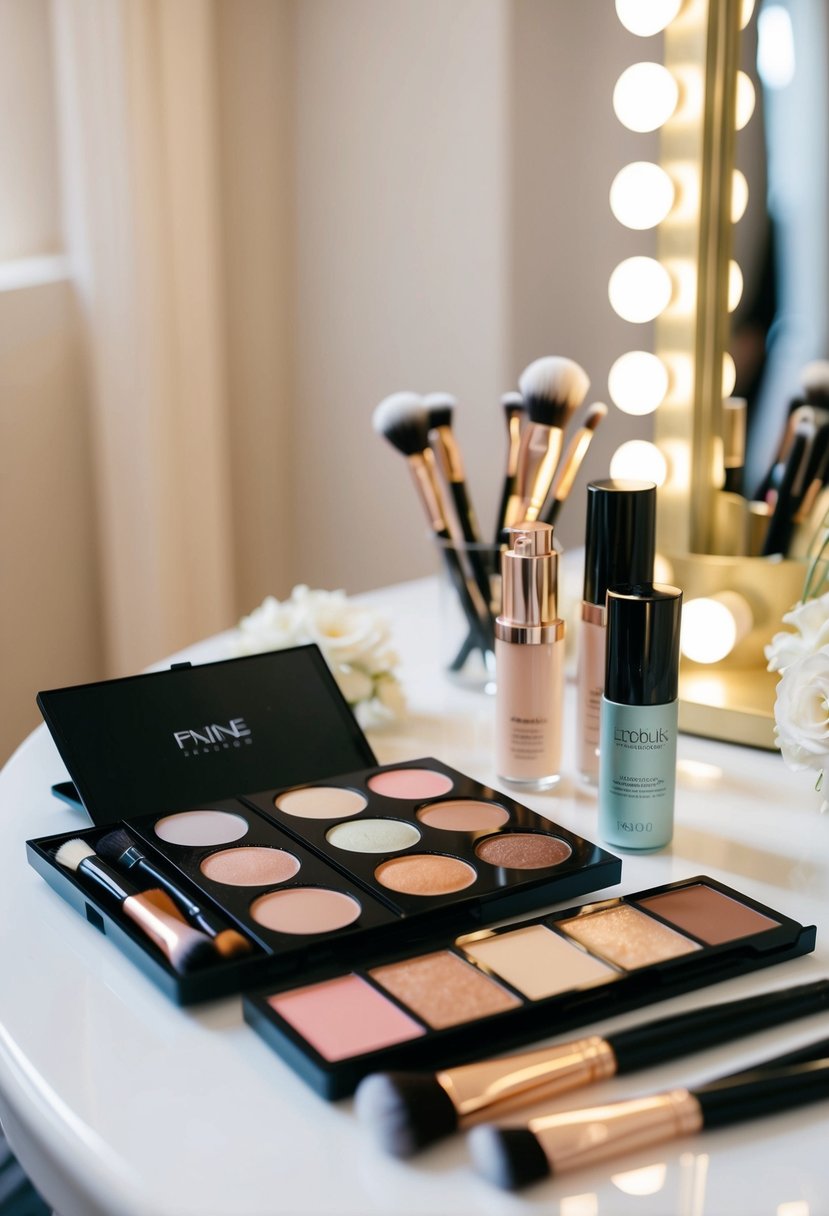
[731,0,829,558]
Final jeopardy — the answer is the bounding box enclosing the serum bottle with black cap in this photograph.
[598,583,682,851]
[577,479,656,784]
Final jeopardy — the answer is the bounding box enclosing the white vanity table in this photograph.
[1,577,827,1216]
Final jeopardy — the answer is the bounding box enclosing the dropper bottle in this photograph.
[495,522,565,788]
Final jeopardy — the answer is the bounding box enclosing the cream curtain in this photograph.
[52,0,235,676]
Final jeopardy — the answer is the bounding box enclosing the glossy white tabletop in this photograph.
[1,577,828,1216]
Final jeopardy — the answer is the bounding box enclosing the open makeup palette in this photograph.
[27,645,621,1003]
[245,875,817,1097]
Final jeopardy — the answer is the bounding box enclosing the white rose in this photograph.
[773,648,829,772]
[332,663,375,706]
[304,599,391,666]
[375,674,406,716]
[232,595,305,655]
[766,591,829,672]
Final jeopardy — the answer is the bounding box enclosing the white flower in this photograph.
[230,586,405,724]
[766,591,829,672]
[773,648,829,773]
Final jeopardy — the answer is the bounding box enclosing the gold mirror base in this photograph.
[679,666,778,750]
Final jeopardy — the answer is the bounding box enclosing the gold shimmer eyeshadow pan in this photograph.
[244,874,816,1098]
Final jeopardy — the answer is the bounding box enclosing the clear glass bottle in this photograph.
[495,522,565,789]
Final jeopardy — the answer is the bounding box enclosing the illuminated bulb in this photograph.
[740,0,756,30]
[613,63,679,132]
[654,553,674,584]
[609,257,672,323]
[610,162,675,229]
[608,351,669,414]
[758,6,796,90]
[731,169,749,222]
[728,261,743,312]
[615,0,681,37]
[680,592,752,664]
[723,352,736,396]
[610,440,668,486]
[735,71,756,130]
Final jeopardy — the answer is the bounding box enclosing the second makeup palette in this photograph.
[29,647,621,1003]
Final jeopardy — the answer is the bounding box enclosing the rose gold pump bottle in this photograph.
[495,522,565,789]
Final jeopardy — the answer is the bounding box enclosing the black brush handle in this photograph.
[609,980,829,1074]
[719,1034,829,1082]
[762,429,811,555]
[695,1057,829,1128]
[449,481,493,607]
[495,474,516,542]
[436,525,494,654]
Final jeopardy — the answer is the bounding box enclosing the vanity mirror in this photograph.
[629,0,828,748]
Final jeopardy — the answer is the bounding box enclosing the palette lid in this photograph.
[37,646,378,826]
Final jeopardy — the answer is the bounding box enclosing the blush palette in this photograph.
[29,758,620,1003]
[244,876,817,1097]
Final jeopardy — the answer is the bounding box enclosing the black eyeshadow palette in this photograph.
[244,875,818,1098]
[27,647,621,1004]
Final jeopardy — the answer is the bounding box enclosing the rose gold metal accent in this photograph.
[407,453,448,533]
[438,1036,617,1124]
[530,1088,703,1175]
[122,889,202,966]
[582,601,606,626]
[431,425,466,484]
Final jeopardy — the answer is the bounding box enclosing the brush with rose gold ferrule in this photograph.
[494,391,526,540]
[504,356,590,527]
[54,838,219,973]
[468,1048,829,1190]
[354,978,829,1158]
[540,401,608,526]
[372,392,494,655]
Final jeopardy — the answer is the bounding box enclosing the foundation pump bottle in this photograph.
[495,522,565,789]
[598,583,682,851]
[577,479,656,784]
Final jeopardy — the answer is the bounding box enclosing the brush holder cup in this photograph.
[433,538,500,693]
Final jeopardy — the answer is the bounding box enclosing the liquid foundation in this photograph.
[577,480,656,784]
[495,523,564,789]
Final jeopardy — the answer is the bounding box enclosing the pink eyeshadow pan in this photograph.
[267,974,425,1062]
[250,887,361,935]
[367,768,454,799]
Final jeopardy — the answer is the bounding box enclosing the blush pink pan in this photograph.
[367,768,454,799]
[267,974,424,1061]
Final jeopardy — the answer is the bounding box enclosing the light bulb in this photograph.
[609,440,668,486]
[612,1165,668,1197]
[615,0,682,37]
[735,71,756,129]
[731,169,749,222]
[608,351,669,414]
[723,352,736,396]
[680,593,752,664]
[609,257,673,323]
[757,6,796,90]
[613,63,679,132]
[728,261,743,312]
[610,162,675,229]
[740,0,756,30]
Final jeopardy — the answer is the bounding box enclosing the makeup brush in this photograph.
[97,828,253,959]
[762,410,817,555]
[802,359,829,409]
[424,391,492,606]
[753,395,805,502]
[372,393,493,652]
[353,978,829,1158]
[540,402,608,526]
[494,391,526,541]
[54,838,218,973]
[468,1045,829,1190]
[503,357,590,527]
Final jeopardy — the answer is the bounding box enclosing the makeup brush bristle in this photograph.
[168,929,220,974]
[212,928,254,959]
[354,1072,458,1157]
[467,1125,551,1191]
[372,392,430,456]
[54,837,97,872]
[584,401,608,430]
[518,357,590,426]
[423,392,457,430]
[501,390,524,416]
[96,827,135,865]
